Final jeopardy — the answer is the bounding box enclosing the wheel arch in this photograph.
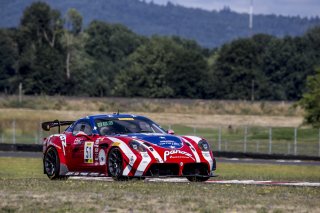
[44,144,69,176]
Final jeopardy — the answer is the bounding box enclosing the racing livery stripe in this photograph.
[136,139,164,163]
[134,152,151,176]
[107,137,137,176]
[184,136,213,172]
[201,151,214,171]
[181,138,200,163]
[184,136,202,143]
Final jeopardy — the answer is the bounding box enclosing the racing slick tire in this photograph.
[107,147,128,181]
[186,176,210,182]
[44,147,68,180]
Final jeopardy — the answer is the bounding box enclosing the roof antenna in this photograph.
[117,109,120,115]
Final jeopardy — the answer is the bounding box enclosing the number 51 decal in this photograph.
[84,142,94,163]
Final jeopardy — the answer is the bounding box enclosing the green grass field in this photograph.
[0,157,320,212]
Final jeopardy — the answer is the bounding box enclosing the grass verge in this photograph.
[0,157,319,212]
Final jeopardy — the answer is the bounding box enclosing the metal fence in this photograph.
[1,120,320,157]
[167,124,320,157]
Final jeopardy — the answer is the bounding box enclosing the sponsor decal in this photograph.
[84,142,94,163]
[129,156,135,166]
[112,142,120,147]
[164,150,194,161]
[95,139,100,145]
[159,140,181,146]
[97,121,114,128]
[118,118,134,121]
[74,137,83,145]
[98,149,106,166]
[203,152,210,157]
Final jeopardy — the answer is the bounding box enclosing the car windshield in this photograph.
[94,117,166,135]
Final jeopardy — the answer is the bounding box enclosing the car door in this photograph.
[66,119,96,171]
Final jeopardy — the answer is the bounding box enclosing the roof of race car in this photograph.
[81,113,146,120]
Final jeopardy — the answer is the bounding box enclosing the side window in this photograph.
[72,121,92,136]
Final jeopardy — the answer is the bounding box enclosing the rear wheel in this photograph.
[187,176,210,182]
[107,148,128,181]
[44,147,67,180]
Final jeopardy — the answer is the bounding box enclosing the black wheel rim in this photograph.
[45,149,57,176]
[108,149,123,177]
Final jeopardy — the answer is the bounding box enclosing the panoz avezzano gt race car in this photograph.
[42,114,217,182]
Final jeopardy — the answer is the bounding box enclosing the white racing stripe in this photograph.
[184,136,213,170]
[181,138,200,162]
[107,137,137,176]
[134,152,151,176]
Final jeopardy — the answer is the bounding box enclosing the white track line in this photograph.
[207,180,320,187]
[69,177,320,187]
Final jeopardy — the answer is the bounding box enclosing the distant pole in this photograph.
[268,127,272,154]
[39,121,43,144]
[249,0,253,36]
[294,128,297,156]
[244,126,247,153]
[12,120,16,144]
[18,82,22,104]
[218,127,222,151]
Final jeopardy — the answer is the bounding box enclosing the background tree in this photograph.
[0,29,18,93]
[209,35,273,100]
[114,36,208,98]
[17,2,66,95]
[299,68,320,127]
[84,21,144,96]
[65,8,83,79]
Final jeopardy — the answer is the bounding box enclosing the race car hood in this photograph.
[125,133,183,149]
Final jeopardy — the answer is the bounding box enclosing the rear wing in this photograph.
[42,120,74,133]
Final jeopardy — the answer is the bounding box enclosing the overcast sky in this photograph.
[145,0,320,18]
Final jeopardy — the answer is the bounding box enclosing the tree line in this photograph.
[0,2,320,101]
[1,0,320,47]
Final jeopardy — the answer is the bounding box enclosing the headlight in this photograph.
[129,140,146,152]
[198,140,210,151]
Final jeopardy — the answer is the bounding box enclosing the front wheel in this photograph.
[107,148,128,181]
[44,147,67,180]
[186,176,210,182]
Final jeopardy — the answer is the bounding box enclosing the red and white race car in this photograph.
[42,114,216,181]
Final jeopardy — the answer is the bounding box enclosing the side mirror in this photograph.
[167,129,175,135]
